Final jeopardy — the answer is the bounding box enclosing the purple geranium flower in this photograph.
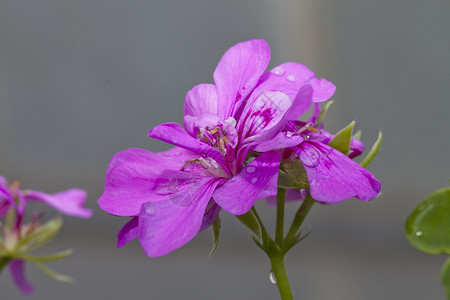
[98,39,335,257]
[0,176,92,294]
[278,93,381,203]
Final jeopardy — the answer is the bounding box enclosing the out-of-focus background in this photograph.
[1,0,449,299]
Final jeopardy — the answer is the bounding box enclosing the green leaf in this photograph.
[0,256,12,274]
[328,121,355,155]
[360,131,382,168]
[236,210,262,242]
[16,216,63,251]
[442,257,450,299]
[405,187,450,254]
[278,160,309,189]
[353,130,362,140]
[209,219,220,256]
[35,262,73,283]
[17,249,73,263]
[315,100,334,127]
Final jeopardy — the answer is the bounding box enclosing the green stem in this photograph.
[269,253,293,300]
[285,192,315,243]
[275,188,286,246]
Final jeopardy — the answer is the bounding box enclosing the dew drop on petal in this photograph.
[286,75,296,82]
[305,135,310,139]
[246,166,256,174]
[415,231,423,237]
[145,207,155,215]
[286,131,294,138]
[299,148,321,168]
[269,270,277,285]
[251,177,258,184]
[271,66,285,76]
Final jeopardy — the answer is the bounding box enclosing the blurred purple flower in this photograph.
[98,39,335,257]
[0,175,92,294]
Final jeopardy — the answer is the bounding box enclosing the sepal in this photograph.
[360,132,382,168]
[328,121,355,155]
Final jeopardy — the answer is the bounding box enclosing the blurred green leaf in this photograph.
[405,187,450,254]
[328,121,355,155]
[35,262,73,283]
[209,219,220,256]
[16,216,63,251]
[353,130,362,140]
[278,160,309,189]
[442,257,450,299]
[315,100,334,127]
[0,256,11,274]
[17,249,73,263]
[360,132,383,168]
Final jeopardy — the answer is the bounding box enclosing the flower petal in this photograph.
[237,91,292,148]
[213,151,281,215]
[308,77,336,102]
[138,178,225,257]
[117,217,139,248]
[98,147,203,216]
[199,199,221,231]
[184,84,218,118]
[296,141,381,203]
[148,122,226,166]
[9,260,34,295]
[25,189,92,218]
[284,84,313,121]
[214,39,271,119]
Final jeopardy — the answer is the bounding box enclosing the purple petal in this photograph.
[0,199,10,218]
[237,91,292,147]
[284,84,313,121]
[139,178,225,257]
[117,217,139,248]
[214,39,271,119]
[148,122,226,166]
[184,84,218,118]
[349,138,365,159]
[213,151,281,215]
[183,113,221,138]
[265,189,307,206]
[251,130,303,152]
[98,147,203,216]
[296,141,381,203]
[25,189,92,218]
[308,77,336,102]
[9,260,34,295]
[199,199,221,231]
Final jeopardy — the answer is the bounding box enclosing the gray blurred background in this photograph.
[1,0,449,299]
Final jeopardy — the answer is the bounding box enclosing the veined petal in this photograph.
[237,91,292,147]
[296,141,381,203]
[308,77,336,102]
[183,113,221,138]
[214,39,271,119]
[117,217,139,248]
[199,199,221,231]
[213,151,281,215]
[9,260,34,295]
[251,130,303,152]
[139,178,225,257]
[284,84,313,121]
[98,147,202,216]
[184,84,218,117]
[148,122,226,166]
[25,189,92,218]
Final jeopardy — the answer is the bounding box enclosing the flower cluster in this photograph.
[98,39,381,257]
[0,176,92,294]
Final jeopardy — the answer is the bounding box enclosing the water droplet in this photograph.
[145,207,155,215]
[305,135,310,139]
[416,231,423,237]
[271,66,285,76]
[269,270,277,285]
[251,177,258,184]
[299,148,320,168]
[286,131,294,138]
[246,166,256,174]
[287,74,296,82]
